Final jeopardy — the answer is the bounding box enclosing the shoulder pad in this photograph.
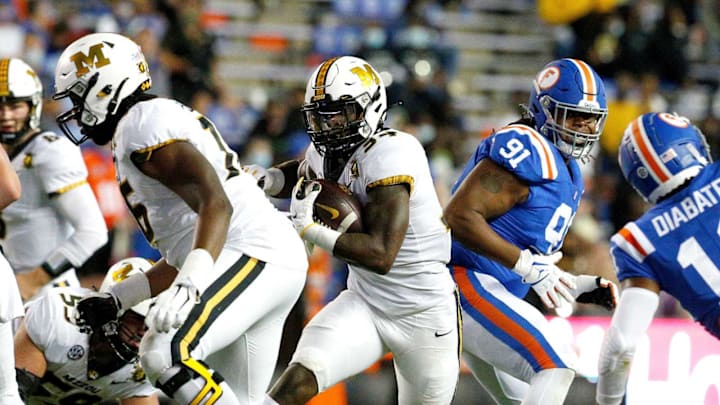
[486,125,559,183]
[610,222,656,263]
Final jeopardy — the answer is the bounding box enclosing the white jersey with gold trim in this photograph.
[24,286,156,404]
[305,129,453,315]
[112,98,306,268]
[1,132,88,273]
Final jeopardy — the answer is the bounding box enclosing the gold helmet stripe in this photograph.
[312,56,341,102]
[0,59,9,97]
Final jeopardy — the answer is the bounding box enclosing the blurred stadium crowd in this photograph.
[2,0,720,402]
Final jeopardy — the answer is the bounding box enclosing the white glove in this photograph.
[146,278,199,333]
[244,164,284,196]
[145,249,212,333]
[290,177,340,252]
[513,249,576,309]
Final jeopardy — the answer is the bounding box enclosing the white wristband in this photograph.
[178,248,214,284]
[301,223,341,252]
[512,249,533,278]
[110,272,151,311]
[264,167,285,196]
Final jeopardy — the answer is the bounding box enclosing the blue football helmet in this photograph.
[619,112,712,203]
[528,58,608,160]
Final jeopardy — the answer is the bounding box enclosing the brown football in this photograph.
[311,179,363,233]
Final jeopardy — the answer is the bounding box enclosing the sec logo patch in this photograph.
[67,344,85,360]
[536,66,560,90]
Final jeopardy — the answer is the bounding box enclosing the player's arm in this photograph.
[245,159,306,199]
[333,183,410,274]
[0,145,20,209]
[13,319,47,400]
[17,183,109,300]
[444,157,529,268]
[596,277,659,405]
[121,394,160,405]
[136,140,232,261]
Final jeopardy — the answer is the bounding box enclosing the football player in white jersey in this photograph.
[0,139,23,404]
[0,57,108,301]
[248,56,461,405]
[14,257,158,404]
[52,33,308,405]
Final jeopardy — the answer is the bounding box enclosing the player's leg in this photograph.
[205,262,306,403]
[454,269,576,405]
[462,352,527,405]
[268,289,386,405]
[387,292,461,405]
[140,250,305,404]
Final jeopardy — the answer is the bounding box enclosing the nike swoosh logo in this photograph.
[316,203,340,220]
[434,330,453,337]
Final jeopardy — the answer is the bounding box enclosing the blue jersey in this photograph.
[610,162,720,338]
[450,124,584,297]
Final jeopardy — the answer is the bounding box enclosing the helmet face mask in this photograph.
[619,112,712,203]
[53,33,152,145]
[529,59,608,160]
[88,257,154,377]
[303,56,387,157]
[0,58,43,144]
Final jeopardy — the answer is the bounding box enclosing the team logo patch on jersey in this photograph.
[67,344,85,360]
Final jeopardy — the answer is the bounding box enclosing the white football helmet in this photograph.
[302,56,387,156]
[53,32,152,145]
[100,257,154,317]
[0,58,43,144]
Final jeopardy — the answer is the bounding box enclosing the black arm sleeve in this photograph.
[16,368,42,401]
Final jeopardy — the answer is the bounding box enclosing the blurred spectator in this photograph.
[158,0,216,104]
[600,71,644,158]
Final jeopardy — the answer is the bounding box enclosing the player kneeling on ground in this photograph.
[14,258,159,405]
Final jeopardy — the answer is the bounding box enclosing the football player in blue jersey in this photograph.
[444,58,618,405]
[597,112,719,405]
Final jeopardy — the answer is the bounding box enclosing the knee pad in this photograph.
[140,349,173,385]
[154,358,226,403]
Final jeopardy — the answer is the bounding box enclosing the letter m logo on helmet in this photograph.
[350,64,380,88]
[71,43,111,78]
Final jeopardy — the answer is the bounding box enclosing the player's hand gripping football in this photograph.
[75,292,122,333]
[514,249,576,309]
[572,275,618,311]
[290,177,322,237]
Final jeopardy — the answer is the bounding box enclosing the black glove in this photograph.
[575,276,618,311]
[75,292,121,333]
